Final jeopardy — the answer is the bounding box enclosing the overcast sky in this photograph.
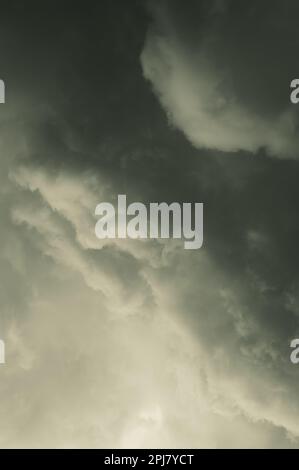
[0,0,299,448]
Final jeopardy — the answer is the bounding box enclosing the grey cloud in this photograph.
[142,0,299,158]
[1,0,299,449]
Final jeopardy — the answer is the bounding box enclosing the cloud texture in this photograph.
[0,0,299,449]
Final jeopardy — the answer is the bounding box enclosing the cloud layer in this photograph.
[0,0,299,449]
[142,0,299,158]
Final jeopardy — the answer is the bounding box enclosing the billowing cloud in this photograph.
[2,153,299,447]
[141,0,299,159]
[0,0,299,450]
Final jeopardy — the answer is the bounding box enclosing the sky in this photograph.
[0,0,299,448]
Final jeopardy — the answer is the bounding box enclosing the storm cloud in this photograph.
[0,0,299,449]
[142,0,299,158]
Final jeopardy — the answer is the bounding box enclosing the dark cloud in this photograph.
[0,0,299,448]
